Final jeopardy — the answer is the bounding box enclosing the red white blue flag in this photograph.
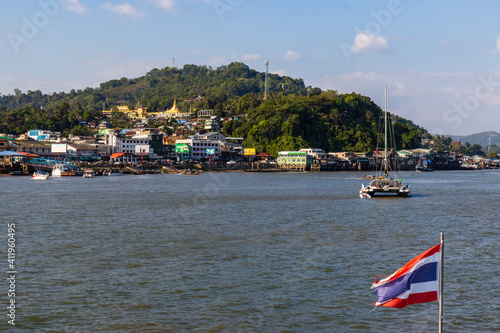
[371,244,441,308]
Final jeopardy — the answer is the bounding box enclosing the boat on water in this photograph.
[183,169,201,175]
[82,169,95,178]
[460,163,478,170]
[103,169,123,176]
[9,170,29,176]
[360,87,411,199]
[415,165,433,172]
[415,160,433,172]
[33,171,50,180]
[52,163,77,177]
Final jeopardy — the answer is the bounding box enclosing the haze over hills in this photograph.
[447,131,500,151]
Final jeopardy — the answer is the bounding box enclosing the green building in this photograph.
[277,151,314,171]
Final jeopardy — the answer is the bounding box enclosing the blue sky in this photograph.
[2,0,500,135]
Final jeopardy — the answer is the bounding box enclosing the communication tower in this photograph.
[264,60,269,100]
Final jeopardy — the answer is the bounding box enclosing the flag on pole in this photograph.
[371,243,441,308]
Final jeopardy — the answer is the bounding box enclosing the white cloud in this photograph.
[149,0,176,11]
[241,53,261,61]
[283,50,301,61]
[271,70,286,76]
[62,0,89,14]
[496,36,500,52]
[351,32,390,53]
[101,3,148,20]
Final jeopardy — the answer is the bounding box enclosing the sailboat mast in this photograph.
[384,86,388,178]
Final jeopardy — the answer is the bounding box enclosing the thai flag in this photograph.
[371,244,441,308]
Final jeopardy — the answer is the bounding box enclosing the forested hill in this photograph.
[0,62,307,112]
[224,91,424,155]
[0,62,430,154]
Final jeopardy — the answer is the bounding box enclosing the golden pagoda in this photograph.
[163,99,181,117]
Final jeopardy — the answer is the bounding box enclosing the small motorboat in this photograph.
[52,163,77,177]
[82,169,95,178]
[33,171,50,180]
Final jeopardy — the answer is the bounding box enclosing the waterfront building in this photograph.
[175,132,225,161]
[104,131,163,157]
[299,148,327,159]
[17,143,53,157]
[51,143,98,158]
[110,152,137,164]
[277,151,314,171]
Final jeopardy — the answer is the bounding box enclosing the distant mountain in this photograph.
[448,131,500,150]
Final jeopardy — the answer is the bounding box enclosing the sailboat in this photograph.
[360,87,411,199]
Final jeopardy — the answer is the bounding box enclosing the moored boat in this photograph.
[82,169,95,178]
[183,169,201,175]
[415,160,433,172]
[33,171,50,180]
[52,163,77,177]
[9,170,29,176]
[415,165,433,172]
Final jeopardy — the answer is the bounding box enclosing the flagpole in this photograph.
[439,232,444,333]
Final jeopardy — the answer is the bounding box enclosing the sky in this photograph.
[2,0,500,136]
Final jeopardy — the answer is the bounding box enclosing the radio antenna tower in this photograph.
[264,60,269,100]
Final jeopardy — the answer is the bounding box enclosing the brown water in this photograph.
[1,170,498,332]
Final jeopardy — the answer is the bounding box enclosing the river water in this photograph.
[1,170,498,332]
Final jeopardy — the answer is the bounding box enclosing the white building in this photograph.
[176,132,226,161]
[299,148,327,160]
[51,143,98,157]
[104,132,163,157]
[27,129,59,141]
[105,132,150,154]
[204,115,221,131]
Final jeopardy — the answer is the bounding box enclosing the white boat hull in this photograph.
[360,179,411,198]
[33,172,50,180]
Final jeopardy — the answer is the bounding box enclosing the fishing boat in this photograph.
[415,160,433,172]
[360,88,411,199]
[9,170,29,176]
[415,165,433,172]
[52,163,77,177]
[33,171,50,180]
[183,169,201,175]
[82,169,95,178]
